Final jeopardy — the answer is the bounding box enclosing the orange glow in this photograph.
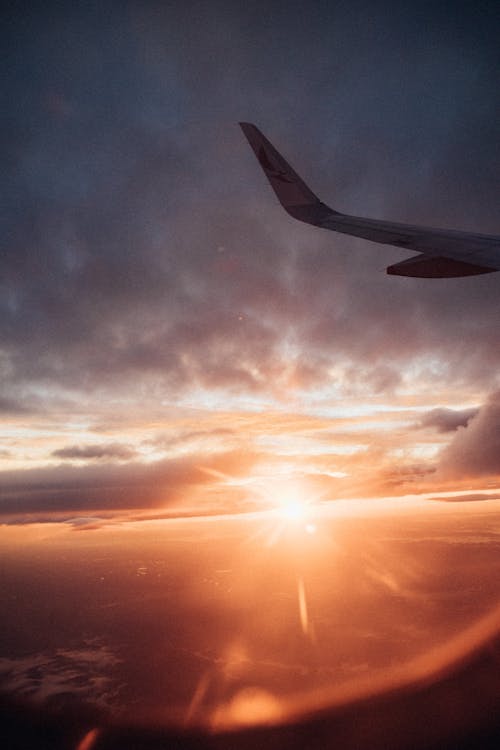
[3,401,500,523]
[248,475,316,519]
[76,729,100,750]
[297,576,309,635]
[212,687,283,728]
[1,500,500,728]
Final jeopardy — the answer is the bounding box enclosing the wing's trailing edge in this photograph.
[239,122,500,278]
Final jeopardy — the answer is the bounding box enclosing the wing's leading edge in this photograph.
[240,122,499,278]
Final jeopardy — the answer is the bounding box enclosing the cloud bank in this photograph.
[438,390,500,478]
[418,407,479,433]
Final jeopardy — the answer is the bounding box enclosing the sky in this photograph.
[1,0,500,524]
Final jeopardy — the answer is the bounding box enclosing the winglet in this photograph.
[387,255,496,277]
[239,123,336,225]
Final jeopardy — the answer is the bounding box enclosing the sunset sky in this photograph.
[1,0,499,524]
[1,5,500,739]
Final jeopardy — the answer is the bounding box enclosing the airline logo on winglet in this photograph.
[258,147,294,183]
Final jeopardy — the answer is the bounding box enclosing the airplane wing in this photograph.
[240,123,500,278]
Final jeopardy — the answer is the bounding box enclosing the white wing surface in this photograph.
[240,123,500,278]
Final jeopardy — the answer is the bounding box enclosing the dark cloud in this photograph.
[0,397,31,415]
[0,0,499,411]
[438,390,500,478]
[0,448,259,518]
[52,442,137,461]
[417,407,479,433]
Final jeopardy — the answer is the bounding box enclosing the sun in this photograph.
[281,499,307,522]
[243,472,319,532]
[268,479,314,527]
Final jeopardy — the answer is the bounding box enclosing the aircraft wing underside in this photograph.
[240,122,500,278]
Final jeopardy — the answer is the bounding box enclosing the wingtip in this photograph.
[238,121,257,134]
